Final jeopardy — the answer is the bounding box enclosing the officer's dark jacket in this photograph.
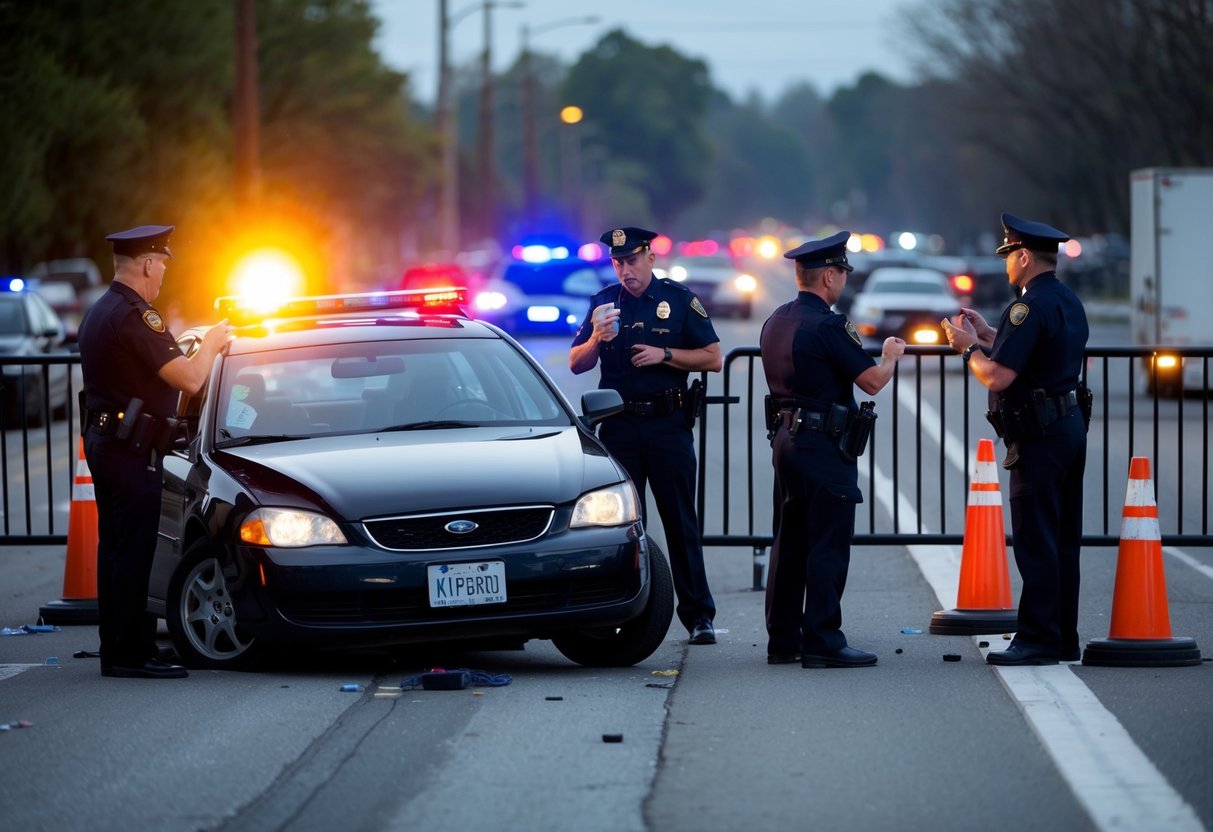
[78,282,182,419]
[987,272,1088,409]
[760,291,874,412]
[572,277,718,400]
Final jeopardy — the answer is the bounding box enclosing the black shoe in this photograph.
[986,644,1059,666]
[801,646,877,668]
[689,620,716,645]
[101,661,189,679]
[767,653,801,665]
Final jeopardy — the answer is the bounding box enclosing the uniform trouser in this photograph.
[766,427,863,655]
[600,411,715,630]
[84,432,163,668]
[1007,409,1087,655]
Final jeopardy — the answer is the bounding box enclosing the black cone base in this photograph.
[38,598,100,626]
[929,608,1018,636]
[1082,636,1202,667]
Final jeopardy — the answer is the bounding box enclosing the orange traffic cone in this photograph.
[39,437,100,625]
[930,438,1018,635]
[1083,457,1201,666]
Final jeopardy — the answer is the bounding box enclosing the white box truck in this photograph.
[1130,167,1213,395]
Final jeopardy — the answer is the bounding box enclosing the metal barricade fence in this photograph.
[1,348,1210,551]
[694,345,1212,588]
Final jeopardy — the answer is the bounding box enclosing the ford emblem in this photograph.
[445,519,478,535]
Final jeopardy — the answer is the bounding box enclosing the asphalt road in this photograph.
[2,262,1211,831]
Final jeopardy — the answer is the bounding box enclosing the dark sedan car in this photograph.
[148,289,673,670]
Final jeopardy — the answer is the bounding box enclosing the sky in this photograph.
[371,0,922,106]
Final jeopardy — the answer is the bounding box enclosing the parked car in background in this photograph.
[847,266,963,346]
[659,251,757,319]
[0,279,71,426]
[149,288,673,670]
[28,258,104,340]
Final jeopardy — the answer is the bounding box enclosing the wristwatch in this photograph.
[662,347,673,363]
[962,343,980,363]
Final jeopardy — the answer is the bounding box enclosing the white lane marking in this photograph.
[1165,546,1213,581]
[867,396,1204,832]
[0,664,39,682]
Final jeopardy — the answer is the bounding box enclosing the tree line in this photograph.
[2,0,1209,319]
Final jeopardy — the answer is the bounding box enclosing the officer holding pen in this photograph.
[78,225,232,678]
[942,212,1090,666]
[570,227,723,645]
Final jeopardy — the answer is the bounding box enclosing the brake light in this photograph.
[951,274,974,293]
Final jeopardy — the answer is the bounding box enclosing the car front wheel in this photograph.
[166,540,262,670]
[551,541,674,667]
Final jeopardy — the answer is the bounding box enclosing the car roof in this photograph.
[866,267,949,283]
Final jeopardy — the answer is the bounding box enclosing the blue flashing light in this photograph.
[3,277,26,292]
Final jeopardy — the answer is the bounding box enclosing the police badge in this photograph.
[612,229,626,248]
[657,301,671,319]
[143,309,166,333]
[1009,302,1029,326]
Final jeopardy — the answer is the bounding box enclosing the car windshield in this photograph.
[214,337,571,443]
[0,297,28,335]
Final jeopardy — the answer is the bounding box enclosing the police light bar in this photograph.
[3,277,26,292]
[215,287,467,324]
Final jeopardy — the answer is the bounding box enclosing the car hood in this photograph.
[853,292,959,313]
[213,426,622,520]
[0,334,32,354]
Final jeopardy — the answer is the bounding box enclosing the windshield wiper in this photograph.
[214,434,300,449]
[381,420,477,431]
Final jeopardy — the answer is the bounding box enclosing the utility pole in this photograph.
[476,2,494,242]
[234,0,260,206]
[436,0,458,256]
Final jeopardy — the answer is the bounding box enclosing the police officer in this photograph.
[78,225,233,678]
[942,213,1089,666]
[570,227,723,644]
[760,231,905,668]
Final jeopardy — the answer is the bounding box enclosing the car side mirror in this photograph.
[580,389,623,428]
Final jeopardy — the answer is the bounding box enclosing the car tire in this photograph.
[166,539,263,671]
[551,541,674,667]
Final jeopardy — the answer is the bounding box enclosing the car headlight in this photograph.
[734,273,757,294]
[570,482,641,528]
[240,507,348,547]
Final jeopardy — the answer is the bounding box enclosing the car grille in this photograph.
[277,574,636,625]
[363,506,554,551]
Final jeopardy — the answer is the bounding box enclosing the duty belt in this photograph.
[623,388,685,417]
[778,409,827,434]
[86,410,121,436]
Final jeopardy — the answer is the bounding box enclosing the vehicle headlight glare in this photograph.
[570,482,641,528]
[240,508,347,547]
[735,273,757,293]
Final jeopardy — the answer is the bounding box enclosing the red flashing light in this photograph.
[651,235,673,256]
[215,287,468,325]
[950,274,974,294]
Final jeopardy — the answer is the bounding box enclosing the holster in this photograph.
[839,401,877,462]
[684,379,704,428]
[1078,383,1093,432]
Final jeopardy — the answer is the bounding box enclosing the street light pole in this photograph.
[436,0,457,256]
[475,1,525,243]
[520,16,599,228]
[234,0,260,206]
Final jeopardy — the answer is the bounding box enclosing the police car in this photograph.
[147,288,673,670]
[1,278,71,427]
[470,238,615,335]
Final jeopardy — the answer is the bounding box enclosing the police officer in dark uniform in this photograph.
[760,231,905,668]
[78,225,232,678]
[570,227,723,644]
[942,213,1089,666]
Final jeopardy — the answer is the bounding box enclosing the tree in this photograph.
[561,30,714,227]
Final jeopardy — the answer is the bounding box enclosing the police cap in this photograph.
[106,225,175,259]
[995,212,1068,256]
[783,231,854,272]
[600,227,658,258]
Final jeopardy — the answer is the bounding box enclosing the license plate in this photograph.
[427,561,507,608]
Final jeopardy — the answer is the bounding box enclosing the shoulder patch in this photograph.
[1009,302,1029,326]
[142,309,166,333]
[690,296,708,318]
[845,320,862,345]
